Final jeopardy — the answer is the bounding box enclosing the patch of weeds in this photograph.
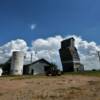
[49,95,57,99]
[68,86,81,90]
[88,80,99,85]
[67,86,82,95]
[55,88,67,93]
[0,93,4,96]
[10,76,34,80]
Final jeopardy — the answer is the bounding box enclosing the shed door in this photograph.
[31,69,34,75]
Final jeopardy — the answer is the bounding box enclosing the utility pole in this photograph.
[28,47,33,64]
[30,52,33,63]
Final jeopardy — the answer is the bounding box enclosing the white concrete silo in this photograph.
[10,51,24,75]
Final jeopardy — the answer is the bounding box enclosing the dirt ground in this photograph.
[0,75,100,100]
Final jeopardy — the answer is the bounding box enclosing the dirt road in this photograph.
[0,75,100,100]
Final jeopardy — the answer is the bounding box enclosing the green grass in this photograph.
[0,71,100,80]
[0,75,48,80]
[63,71,100,77]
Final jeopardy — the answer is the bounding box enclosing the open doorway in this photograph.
[31,69,34,75]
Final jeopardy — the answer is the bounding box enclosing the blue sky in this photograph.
[0,0,100,46]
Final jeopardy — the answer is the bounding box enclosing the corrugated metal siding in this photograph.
[29,62,49,75]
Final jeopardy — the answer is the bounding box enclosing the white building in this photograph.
[23,59,51,75]
[0,68,3,76]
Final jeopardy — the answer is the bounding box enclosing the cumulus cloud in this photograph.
[0,39,28,63]
[32,36,62,51]
[32,35,100,70]
[0,35,100,70]
[68,35,100,70]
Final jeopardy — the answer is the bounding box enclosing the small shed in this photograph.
[0,58,11,75]
[23,59,51,75]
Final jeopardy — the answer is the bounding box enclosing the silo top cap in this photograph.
[61,37,75,48]
[12,51,24,55]
[63,37,75,42]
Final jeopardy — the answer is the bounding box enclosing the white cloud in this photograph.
[69,35,100,70]
[32,35,100,70]
[0,35,100,70]
[30,24,36,30]
[0,39,28,63]
[32,35,62,51]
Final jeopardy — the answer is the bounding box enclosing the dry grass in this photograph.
[0,75,100,100]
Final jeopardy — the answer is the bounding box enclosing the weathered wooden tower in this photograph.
[59,37,80,72]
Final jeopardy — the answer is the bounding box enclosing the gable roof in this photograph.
[31,58,51,65]
[24,59,51,67]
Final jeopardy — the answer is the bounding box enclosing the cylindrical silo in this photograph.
[10,51,24,75]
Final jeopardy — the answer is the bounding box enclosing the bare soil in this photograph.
[0,75,100,100]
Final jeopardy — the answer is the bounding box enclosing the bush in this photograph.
[45,63,61,76]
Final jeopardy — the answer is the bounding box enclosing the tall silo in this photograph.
[10,51,24,75]
[59,37,80,72]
